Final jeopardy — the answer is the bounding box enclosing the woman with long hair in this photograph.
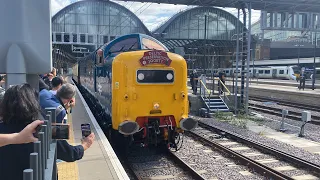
[0,84,42,180]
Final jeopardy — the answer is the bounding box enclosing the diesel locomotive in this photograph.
[73,34,197,150]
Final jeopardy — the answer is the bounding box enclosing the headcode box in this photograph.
[0,0,52,74]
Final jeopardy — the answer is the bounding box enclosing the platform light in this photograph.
[154,103,160,109]
[137,73,144,80]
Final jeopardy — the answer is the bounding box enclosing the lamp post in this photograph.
[312,26,317,90]
[188,47,198,71]
[294,43,304,67]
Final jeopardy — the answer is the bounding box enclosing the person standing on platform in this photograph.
[218,70,226,94]
[43,73,54,90]
[190,70,198,95]
[40,83,75,124]
[299,67,306,90]
[0,84,44,180]
[50,76,64,95]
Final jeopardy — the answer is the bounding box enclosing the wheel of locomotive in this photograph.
[168,131,184,151]
[109,128,132,155]
[174,132,184,151]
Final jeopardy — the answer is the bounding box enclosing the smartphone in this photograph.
[52,123,70,140]
[81,124,91,137]
[33,125,42,138]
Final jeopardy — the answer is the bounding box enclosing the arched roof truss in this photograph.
[154,7,245,41]
[52,0,150,36]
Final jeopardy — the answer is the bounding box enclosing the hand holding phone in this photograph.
[52,123,70,140]
[33,125,42,138]
[81,124,91,137]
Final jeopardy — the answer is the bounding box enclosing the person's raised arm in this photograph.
[0,120,44,147]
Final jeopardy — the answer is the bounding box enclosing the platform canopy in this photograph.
[113,0,320,12]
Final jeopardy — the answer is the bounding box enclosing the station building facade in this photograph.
[51,0,150,72]
[252,15,320,60]
[52,1,250,72]
[153,6,249,70]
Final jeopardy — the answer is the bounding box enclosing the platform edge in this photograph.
[75,84,130,180]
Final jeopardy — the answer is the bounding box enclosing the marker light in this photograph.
[167,73,173,80]
[138,73,144,80]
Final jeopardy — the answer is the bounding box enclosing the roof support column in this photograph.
[245,2,252,115]
[234,8,240,115]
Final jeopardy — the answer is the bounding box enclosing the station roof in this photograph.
[114,0,320,13]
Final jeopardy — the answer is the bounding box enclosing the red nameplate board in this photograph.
[139,50,172,66]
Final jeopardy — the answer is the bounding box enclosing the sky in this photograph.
[51,0,261,31]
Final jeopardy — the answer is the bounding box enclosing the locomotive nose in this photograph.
[179,117,198,131]
[118,121,140,135]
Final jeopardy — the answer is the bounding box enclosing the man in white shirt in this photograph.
[49,76,63,95]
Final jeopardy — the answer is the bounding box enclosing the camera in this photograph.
[52,123,70,139]
[33,123,70,140]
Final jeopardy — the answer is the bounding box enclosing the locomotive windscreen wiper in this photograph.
[127,42,137,51]
[142,43,156,50]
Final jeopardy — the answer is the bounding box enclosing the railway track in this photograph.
[248,103,320,125]
[123,146,206,180]
[188,122,320,180]
[250,96,320,113]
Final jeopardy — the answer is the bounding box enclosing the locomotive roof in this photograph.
[100,34,169,57]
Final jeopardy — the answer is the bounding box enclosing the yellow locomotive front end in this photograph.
[112,50,197,148]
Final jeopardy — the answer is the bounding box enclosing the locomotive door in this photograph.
[272,69,277,78]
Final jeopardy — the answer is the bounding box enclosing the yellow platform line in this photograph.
[57,111,79,180]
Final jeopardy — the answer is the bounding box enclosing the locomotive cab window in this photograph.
[141,38,167,51]
[137,70,174,84]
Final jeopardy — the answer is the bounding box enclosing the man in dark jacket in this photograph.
[38,78,94,161]
[190,70,198,95]
[218,70,226,94]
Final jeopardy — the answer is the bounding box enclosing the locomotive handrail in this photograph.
[199,79,211,95]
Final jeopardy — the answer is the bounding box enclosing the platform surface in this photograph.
[58,77,129,180]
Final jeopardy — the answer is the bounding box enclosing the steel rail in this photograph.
[187,130,292,180]
[123,148,206,180]
[197,122,320,177]
[248,103,320,125]
[166,150,206,180]
[250,96,320,112]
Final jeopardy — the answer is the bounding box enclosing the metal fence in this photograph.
[23,107,58,180]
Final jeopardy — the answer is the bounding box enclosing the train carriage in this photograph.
[73,34,197,150]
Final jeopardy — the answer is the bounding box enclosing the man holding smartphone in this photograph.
[39,82,95,162]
